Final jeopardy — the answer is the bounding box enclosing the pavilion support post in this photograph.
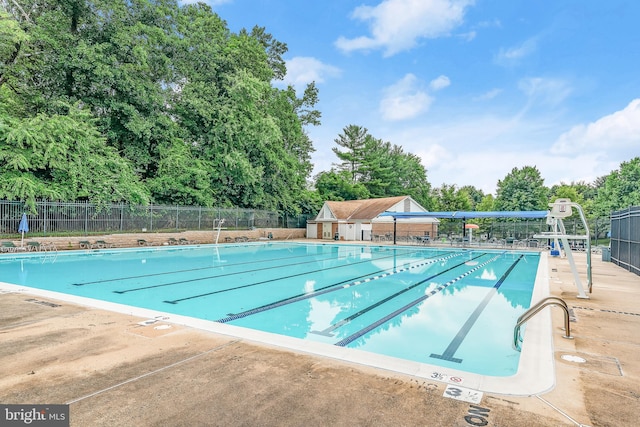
[393,217,397,245]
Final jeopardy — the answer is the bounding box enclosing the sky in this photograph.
[182,0,640,195]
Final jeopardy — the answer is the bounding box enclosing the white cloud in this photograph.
[518,77,572,107]
[457,31,476,42]
[476,19,501,29]
[373,111,620,194]
[551,99,640,157]
[495,37,538,66]
[335,0,475,57]
[279,57,341,92]
[380,74,433,121]
[415,143,452,169]
[473,88,502,101]
[312,102,632,194]
[425,148,608,195]
[429,75,451,91]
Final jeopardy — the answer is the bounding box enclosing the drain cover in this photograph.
[561,354,586,363]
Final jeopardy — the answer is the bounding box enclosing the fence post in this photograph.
[43,201,47,236]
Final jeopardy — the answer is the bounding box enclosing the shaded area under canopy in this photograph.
[378,210,550,245]
[379,211,549,219]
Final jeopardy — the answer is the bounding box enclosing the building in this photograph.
[306,196,439,241]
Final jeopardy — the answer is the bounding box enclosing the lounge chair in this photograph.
[414,236,430,245]
[27,241,41,251]
[94,240,113,248]
[179,238,197,245]
[1,241,26,252]
[137,239,154,246]
[26,241,57,252]
[43,242,57,251]
[167,238,179,245]
[79,240,93,249]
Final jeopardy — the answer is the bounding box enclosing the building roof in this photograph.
[325,196,412,220]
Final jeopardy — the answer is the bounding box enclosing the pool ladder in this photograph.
[513,297,573,351]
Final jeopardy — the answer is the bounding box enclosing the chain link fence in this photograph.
[435,216,610,246]
[610,206,640,276]
[0,200,311,237]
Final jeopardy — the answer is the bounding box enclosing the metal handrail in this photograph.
[513,297,572,351]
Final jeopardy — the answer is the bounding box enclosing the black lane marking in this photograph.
[311,253,488,337]
[430,255,524,363]
[163,249,432,304]
[217,251,467,323]
[334,253,505,347]
[113,246,427,294]
[71,247,334,286]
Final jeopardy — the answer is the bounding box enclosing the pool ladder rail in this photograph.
[513,297,573,351]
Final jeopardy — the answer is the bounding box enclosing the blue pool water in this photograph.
[0,243,540,376]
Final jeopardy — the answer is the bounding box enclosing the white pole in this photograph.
[215,219,225,244]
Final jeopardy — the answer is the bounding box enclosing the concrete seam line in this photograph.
[66,340,240,405]
[534,395,590,427]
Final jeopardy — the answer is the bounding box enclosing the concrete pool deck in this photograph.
[1,248,639,426]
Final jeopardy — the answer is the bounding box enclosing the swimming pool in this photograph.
[0,242,554,393]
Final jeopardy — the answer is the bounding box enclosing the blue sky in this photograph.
[184,0,640,195]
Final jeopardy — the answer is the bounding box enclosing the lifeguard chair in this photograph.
[534,198,592,299]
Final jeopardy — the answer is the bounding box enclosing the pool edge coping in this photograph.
[0,251,554,396]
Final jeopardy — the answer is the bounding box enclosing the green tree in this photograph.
[171,5,319,213]
[359,137,392,197]
[476,194,495,211]
[460,185,484,210]
[386,147,432,209]
[0,102,148,211]
[0,9,29,86]
[315,170,370,201]
[594,157,640,216]
[297,187,324,216]
[474,193,496,234]
[146,139,214,206]
[431,184,472,211]
[332,125,369,182]
[0,0,320,215]
[325,125,432,206]
[495,166,548,211]
[430,184,472,237]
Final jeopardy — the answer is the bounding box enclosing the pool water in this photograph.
[0,243,539,377]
